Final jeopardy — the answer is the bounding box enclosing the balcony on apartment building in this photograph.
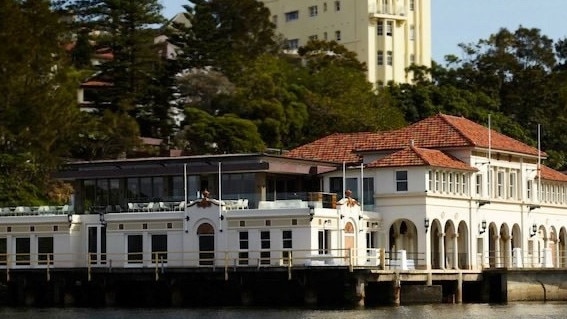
[368,2,408,21]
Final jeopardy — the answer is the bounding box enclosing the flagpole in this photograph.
[538,124,541,203]
[360,163,364,212]
[342,161,346,198]
[218,161,223,232]
[184,163,188,233]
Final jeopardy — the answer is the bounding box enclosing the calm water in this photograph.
[0,303,566,319]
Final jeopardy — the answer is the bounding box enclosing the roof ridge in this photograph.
[409,145,431,166]
[438,114,477,146]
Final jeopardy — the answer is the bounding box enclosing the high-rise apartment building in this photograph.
[260,0,431,85]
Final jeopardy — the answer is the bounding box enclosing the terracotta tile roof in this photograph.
[286,114,542,163]
[367,146,477,171]
[284,132,374,164]
[539,165,567,182]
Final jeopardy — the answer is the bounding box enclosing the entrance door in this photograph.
[88,226,107,265]
[344,222,355,261]
[197,223,215,265]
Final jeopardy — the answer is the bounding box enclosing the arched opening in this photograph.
[560,227,567,268]
[430,219,442,269]
[457,221,469,269]
[343,221,355,259]
[511,224,522,267]
[388,219,418,266]
[197,223,215,265]
[488,222,498,268]
[499,224,510,268]
[444,221,456,269]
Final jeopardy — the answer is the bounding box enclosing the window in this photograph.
[127,235,143,264]
[435,171,440,192]
[461,173,467,195]
[323,2,328,11]
[475,174,482,195]
[396,171,408,192]
[285,10,299,22]
[0,238,5,265]
[309,5,318,17]
[282,230,293,263]
[151,234,167,263]
[318,230,330,254]
[386,21,393,36]
[377,21,383,36]
[309,34,318,41]
[410,25,415,41]
[330,177,359,199]
[427,170,433,192]
[455,174,461,194]
[508,172,516,199]
[239,231,249,265]
[377,50,384,65]
[441,172,447,193]
[410,0,415,11]
[286,39,299,50]
[410,54,415,64]
[335,1,341,11]
[260,231,271,265]
[497,171,504,198]
[387,51,393,66]
[335,30,341,41]
[448,173,454,193]
[16,237,30,265]
[38,237,53,265]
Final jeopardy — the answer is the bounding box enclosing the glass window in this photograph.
[377,21,383,36]
[387,50,393,66]
[0,238,5,265]
[335,1,341,11]
[497,171,504,198]
[282,230,293,262]
[38,237,54,265]
[16,237,30,265]
[435,171,440,192]
[396,171,408,192]
[476,174,482,195]
[127,235,143,264]
[239,231,249,265]
[260,231,271,265]
[335,30,341,41]
[309,5,318,17]
[410,54,415,64]
[410,25,415,41]
[151,234,167,263]
[527,180,532,199]
[285,10,299,22]
[386,21,393,36]
[508,172,516,199]
[377,50,384,65]
[410,0,415,11]
[286,39,299,49]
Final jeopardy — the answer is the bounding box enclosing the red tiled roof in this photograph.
[284,132,374,164]
[539,165,567,182]
[367,146,477,171]
[286,114,542,163]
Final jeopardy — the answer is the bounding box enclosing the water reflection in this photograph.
[0,303,566,319]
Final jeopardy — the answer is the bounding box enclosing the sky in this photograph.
[161,0,567,63]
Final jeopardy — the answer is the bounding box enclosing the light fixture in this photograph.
[424,217,430,233]
[479,220,487,234]
[358,215,363,220]
[340,214,344,219]
[530,223,538,237]
[308,205,315,222]
[99,212,107,226]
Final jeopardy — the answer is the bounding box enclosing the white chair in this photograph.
[144,202,155,212]
[242,199,249,209]
[175,201,186,211]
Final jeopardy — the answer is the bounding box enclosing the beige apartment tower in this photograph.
[261,0,431,85]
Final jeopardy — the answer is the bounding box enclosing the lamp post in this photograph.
[424,217,430,233]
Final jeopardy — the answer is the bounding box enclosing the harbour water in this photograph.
[1,303,566,319]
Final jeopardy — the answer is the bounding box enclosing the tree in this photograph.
[173,0,277,79]
[67,0,171,147]
[0,0,82,204]
[297,39,366,73]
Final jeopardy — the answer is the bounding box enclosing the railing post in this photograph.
[87,254,91,281]
[224,251,229,281]
[46,254,51,282]
[155,252,159,281]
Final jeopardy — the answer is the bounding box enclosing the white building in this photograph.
[260,0,432,85]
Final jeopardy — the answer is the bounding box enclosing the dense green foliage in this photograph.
[3,1,567,205]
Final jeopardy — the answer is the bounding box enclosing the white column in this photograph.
[453,234,459,270]
[494,235,501,268]
[439,233,445,269]
[506,235,513,268]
